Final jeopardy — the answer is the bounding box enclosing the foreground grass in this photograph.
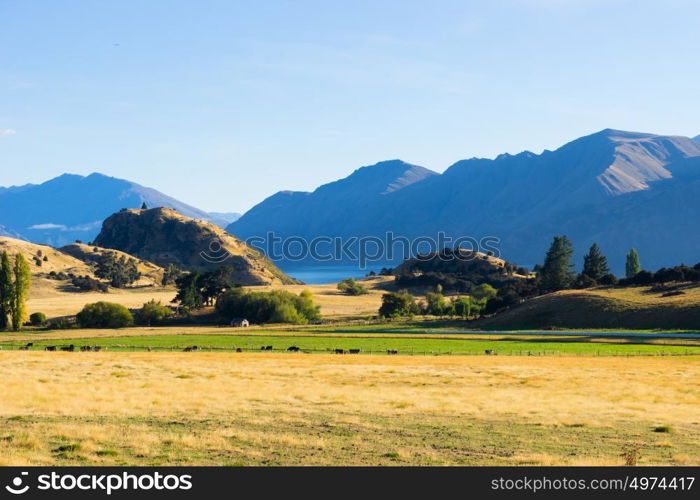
[0,353,698,465]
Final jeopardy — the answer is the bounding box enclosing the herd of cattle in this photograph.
[42,344,102,352]
[3,344,405,355]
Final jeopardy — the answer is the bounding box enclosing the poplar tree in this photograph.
[10,253,31,331]
[625,248,641,278]
[0,251,12,329]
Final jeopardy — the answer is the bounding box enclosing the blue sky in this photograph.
[1,0,698,213]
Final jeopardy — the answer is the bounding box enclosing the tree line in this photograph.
[377,236,699,319]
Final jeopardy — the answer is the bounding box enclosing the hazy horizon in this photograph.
[1,0,699,212]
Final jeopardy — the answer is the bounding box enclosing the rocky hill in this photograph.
[93,207,298,285]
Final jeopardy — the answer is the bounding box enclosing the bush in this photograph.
[71,275,109,292]
[77,302,134,328]
[48,318,73,330]
[337,278,368,296]
[599,273,618,286]
[135,300,173,326]
[574,274,597,289]
[215,288,321,325]
[95,253,141,288]
[29,312,47,326]
[378,290,419,318]
[424,290,448,315]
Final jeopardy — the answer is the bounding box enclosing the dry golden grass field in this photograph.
[26,279,178,319]
[0,352,698,466]
[26,276,395,320]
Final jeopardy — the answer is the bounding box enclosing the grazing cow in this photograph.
[80,346,92,352]
[93,346,102,352]
[287,346,300,352]
[236,348,243,353]
[484,349,496,355]
[26,342,33,347]
[260,345,273,351]
[334,349,346,355]
[348,349,361,354]
[387,349,398,355]
[60,345,75,352]
[183,346,199,352]
[45,346,57,351]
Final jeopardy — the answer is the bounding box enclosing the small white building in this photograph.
[230,318,250,328]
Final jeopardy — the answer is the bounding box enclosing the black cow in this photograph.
[348,349,361,354]
[287,346,300,352]
[387,349,398,355]
[60,345,75,352]
[45,346,57,352]
[334,349,346,355]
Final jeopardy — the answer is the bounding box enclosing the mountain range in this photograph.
[229,129,700,273]
[3,129,700,275]
[0,173,233,247]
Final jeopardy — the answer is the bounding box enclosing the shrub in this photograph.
[378,290,419,318]
[215,288,321,325]
[71,275,109,292]
[424,290,448,315]
[599,273,618,286]
[48,318,73,330]
[29,312,47,326]
[337,278,368,296]
[95,253,141,288]
[574,274,597,289]
[135,300,173,326]
[77,302,134,328]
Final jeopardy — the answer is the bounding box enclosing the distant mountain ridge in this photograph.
[0,173,230,246]
[229,129,700,273]
[229,159,437,244]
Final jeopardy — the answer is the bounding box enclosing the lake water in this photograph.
[277,263,395,284]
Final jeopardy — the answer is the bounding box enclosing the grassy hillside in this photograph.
[477,284,700,330]
[60,242,165,284]
[0,236,93,277]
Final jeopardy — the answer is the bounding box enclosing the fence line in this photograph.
[1,344,699,357]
